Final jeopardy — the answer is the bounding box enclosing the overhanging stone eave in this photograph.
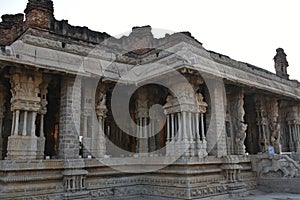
[0,56,90,77]
[133,61,300,101]
[0,39,122,79]
[192,60,300,100]
[164,41,300,99]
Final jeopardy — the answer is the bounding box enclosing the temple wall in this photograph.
[0,0,300,197]
[0,66,299,199]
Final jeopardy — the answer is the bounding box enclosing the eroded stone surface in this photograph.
[0,0,300,199]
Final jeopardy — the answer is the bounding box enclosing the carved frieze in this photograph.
[10,69,42,111]
[256,154,300,178]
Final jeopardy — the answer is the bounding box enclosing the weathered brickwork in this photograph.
[0,14,24,46]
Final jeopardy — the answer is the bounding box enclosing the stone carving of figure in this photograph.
[100,94,106,107]
[96,92,107,117]
[274,48,289,79]
[236,122,247,154]
[136,97,148,118]
[270,120,281,153]
[166,95,173,104]
[196,92,207,113]
[196,92,204,102]
[27,77,34,96]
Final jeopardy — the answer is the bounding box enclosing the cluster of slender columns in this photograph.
[11,110,37,137]
[165,111,207,157]
[287,121,300,152]
[136,117,149,153]
[166,112,206,143]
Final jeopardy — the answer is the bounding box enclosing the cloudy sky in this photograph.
[1,0,299,80]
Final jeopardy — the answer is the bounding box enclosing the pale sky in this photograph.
[1,0,299,80]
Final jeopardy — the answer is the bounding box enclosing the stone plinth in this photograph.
[37,136,45,159]
[197,141,208,157]
[90,138,106,158]
[7,135,38,159]
[295,141,300,152]
[82,137,92,158]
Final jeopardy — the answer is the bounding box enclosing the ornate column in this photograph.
[254,96,269,153]
[37,75,50,159]
[173,81,196,157]
[229,89,247,155]
[81,80,96,158]
[268,99,281,154]
[94,94,108,158]
[287,105,300,152]
[164,95,177,156]
[135,89,149,155]
[163,81,208,157]
[7,68,42,160]
[205,79,227,157]
[0,82,6,159]
[196,92,208,157]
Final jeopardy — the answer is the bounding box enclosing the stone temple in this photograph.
[0,0,300,199]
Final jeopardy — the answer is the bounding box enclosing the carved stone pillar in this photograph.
[0,82,6,159]
[94,94,108,158]
[135,89,149,155]
[268,99,281,154]
[7,68,42,160]
[254,96,269,153]
[164,95,178,156]
[196,92,208,157]
[37,75,50,159]
[206,79,227,157]
[81,80,95,158]
[228,89,247,155]
[163,81,208,157]
[287,105,300,152]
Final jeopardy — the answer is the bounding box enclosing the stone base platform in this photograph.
[0,155,257,199]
